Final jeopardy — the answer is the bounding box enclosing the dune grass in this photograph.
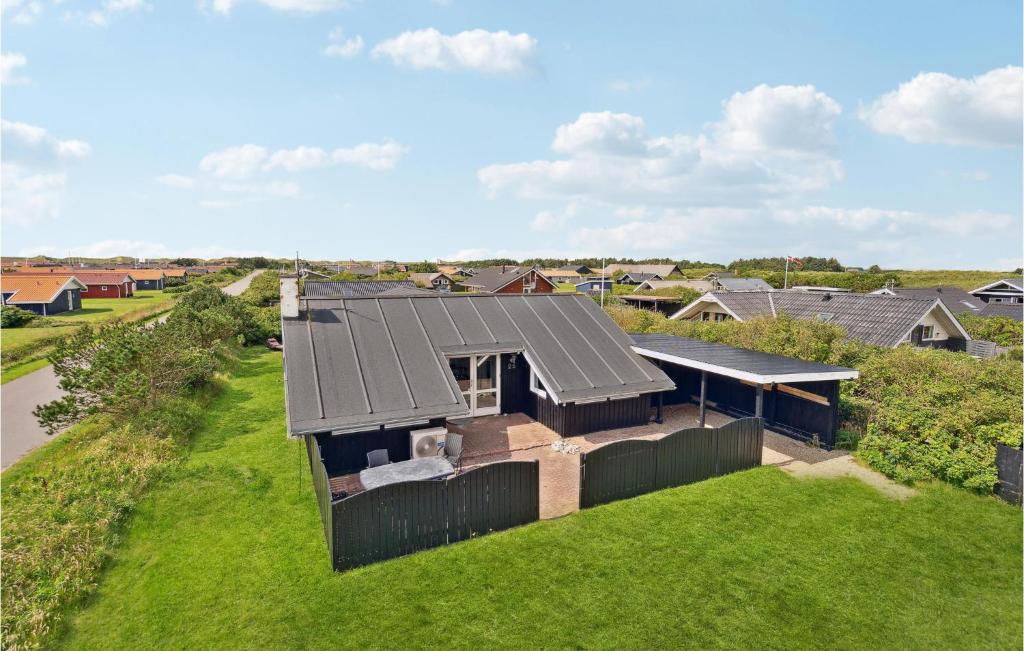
[59,349,1022,650]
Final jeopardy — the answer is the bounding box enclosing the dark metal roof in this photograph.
[459,266,534,292]
[631,334,859,383]
[978,302,1023,322]
[619,272,662,283]
[282,293,674,435]
[717,277,772,291]
[679,290,964,348]
[303,280,419,297]
[888,286,982,313]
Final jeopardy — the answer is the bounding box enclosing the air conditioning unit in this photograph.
[410,427,447,459]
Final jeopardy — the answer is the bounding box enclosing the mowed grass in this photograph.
[1,290,177,375]
[62,350,1022,650]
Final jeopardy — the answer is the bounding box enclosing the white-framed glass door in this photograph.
[448,354,501,416]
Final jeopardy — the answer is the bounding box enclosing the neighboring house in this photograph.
[1,274,86,315]
[871,286,983,314]
[540,269,582,283]
[67,271,135,298]
[185,267,210,276]
[715,277,773,291]
[460,266,555,294]
[280,292,674,445]
[559,264,592,275]
[409,272,456,292]
[636,279,713,293]
[129,269,166,290]
[617,272,663,285]
[163,269,189,282]
[619,295,687,316]
[978,303,1024,322]
[792,285,851,293]
[600,263,682,277]
[701,271,735,281]
[575,278,614,294]
[303,280,420,297]
[970,278,1024,304]
[670,290,971,350]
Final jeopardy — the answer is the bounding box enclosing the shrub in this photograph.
[1,305,36,328]
[956,312,1023,347]
[604,304,1023,491]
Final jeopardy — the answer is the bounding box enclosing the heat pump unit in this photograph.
[410,427,447,459]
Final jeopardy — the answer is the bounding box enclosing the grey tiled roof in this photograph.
[717,277,773,291]
[460,266,544,292]
[303,280,418,297]
[282,293,674,435]
[705,290,949,348]
[978,302,1023,322]
[889,286,982,313]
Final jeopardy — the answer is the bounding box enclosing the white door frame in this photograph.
[450,353,501,416]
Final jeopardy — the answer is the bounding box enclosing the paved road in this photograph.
[1,270,265,470]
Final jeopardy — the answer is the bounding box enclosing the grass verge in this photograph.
[59,350,1022,649]
[0,356,51,384]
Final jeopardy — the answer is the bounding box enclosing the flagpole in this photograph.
[600,258,606,308]
[784,257,789,290]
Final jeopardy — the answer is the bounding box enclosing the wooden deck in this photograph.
[328,473,364,498]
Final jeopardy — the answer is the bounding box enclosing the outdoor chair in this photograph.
[366,449,390,468]
[444,433,464,472]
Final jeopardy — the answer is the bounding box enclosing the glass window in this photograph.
[476,355,496,390]
[448,357,471,392]
[921,325,935,340]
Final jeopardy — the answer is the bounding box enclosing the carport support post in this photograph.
[655,391,663,424]
[755,384,764,418]
[699,370,707,428]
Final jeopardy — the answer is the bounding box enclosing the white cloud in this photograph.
[266,146,329,172]
[372,28,539,75]
[529,201,580,232]
[198,144,269,179]
[331,140,407,170]
[323,27,364,58]
[2,0,43,25]
[960,170,990,182]
[859,66,1023,146]
[204,0,350,16]
[478,84,843,207]
[68,0,150,27]
[19,240,279,259]
[1,121,89,227]
[1,164,67,227]
[1,52,28,84]
[2,119,92,163]
[156,173,197,189]
[773,205,1015,238]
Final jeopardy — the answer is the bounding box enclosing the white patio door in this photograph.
[449,354,500,416]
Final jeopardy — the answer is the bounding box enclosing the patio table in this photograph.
[359,456,455,490]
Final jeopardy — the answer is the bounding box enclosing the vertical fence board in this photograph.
[329,460,539,571]
[581,418,763,509]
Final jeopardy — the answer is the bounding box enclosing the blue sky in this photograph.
[2,0,1021,268]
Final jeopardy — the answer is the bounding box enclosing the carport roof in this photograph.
[630,334,859,384]
[282,293,674,436]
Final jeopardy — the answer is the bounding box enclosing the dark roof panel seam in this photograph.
[519,295,596,389]
[407,298,461,404]
[467,297,498,344]
[437,296,467,345]
[304,312,326,420]
[375,299,417,410]
[338,301,373,415]
[544,294,626,386]
[491,296,564,393]
[577,298,657,383]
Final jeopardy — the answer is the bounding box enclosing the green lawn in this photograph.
[60,349,1022,649]
[1,290,177,377]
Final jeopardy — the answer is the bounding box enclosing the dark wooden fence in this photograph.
[579,418,763,509]
[320,459,539,571]
[305,436,334,559]
[996,444,1022,507]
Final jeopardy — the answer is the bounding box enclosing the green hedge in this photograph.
[605,305,1023,493]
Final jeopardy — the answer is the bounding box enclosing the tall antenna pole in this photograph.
[784,256,790,290]
[600,258,606,308]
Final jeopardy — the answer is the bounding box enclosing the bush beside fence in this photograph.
[580,418,763,509]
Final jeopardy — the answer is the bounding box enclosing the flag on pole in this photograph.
[786,256,803,268]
